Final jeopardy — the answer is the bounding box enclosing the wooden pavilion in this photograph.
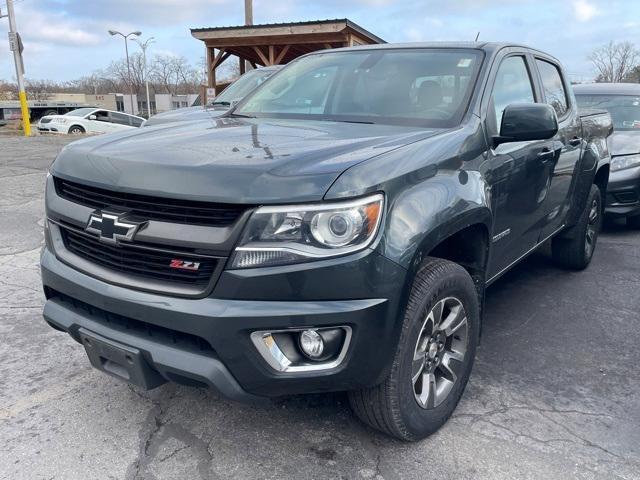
[190,19,385,93]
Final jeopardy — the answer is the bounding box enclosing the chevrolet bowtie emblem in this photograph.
[85,212,139,245]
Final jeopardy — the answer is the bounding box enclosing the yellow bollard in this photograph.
[18,90,31,137]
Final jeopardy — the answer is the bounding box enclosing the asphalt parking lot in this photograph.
[1,134,639,480]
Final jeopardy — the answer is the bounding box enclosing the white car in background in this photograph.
[37,108,145,135]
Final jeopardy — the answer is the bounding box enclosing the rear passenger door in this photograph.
[109,112,136,131]
[533,57,582,240]
[484,51,553,279]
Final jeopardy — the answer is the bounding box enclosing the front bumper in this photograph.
[605,164,640,218]
[41,245,407,400]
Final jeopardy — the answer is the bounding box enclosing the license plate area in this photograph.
[79,328,165,389]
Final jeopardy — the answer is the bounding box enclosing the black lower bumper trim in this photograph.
[43,297,269,405]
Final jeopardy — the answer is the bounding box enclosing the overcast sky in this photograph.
[1,0,638,83]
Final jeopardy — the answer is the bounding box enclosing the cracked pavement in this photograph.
[1,135,639,479]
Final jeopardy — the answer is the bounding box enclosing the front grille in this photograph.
[54,177,247,227]
[60,226,218,286]
[46,289,216,357]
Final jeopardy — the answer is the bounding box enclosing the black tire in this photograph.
[627,215,640,229]
[552,184,602,270]
[348,258,480,441]
[68,125,85,135]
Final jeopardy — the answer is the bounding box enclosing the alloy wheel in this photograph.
[412,297,468,409]
[585,198,599,258]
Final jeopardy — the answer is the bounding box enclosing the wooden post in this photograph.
[268,45,275,65]
[206,47,214,87]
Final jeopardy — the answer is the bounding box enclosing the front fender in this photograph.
[378,169,492,269]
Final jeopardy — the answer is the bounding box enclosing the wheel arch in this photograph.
[401,209,492,296]
[67,124,85,134]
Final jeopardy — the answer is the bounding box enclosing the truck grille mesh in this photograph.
[54,177,247,227]
[60,226,218,287]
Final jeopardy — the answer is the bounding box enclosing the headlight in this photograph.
[611,154,640,172]
[230,193,384,268]
[53,118,68,124]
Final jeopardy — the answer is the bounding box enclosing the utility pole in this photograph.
[133,37,154,118]
[244,0,253,72]
[3,0,31,136]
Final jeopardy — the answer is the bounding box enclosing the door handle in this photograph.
[537,148,555,163]
[569,136,582,147]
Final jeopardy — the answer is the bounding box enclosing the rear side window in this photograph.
[536,59,568,117]
[110,112,132,126]
[130,117,144,127]
[491,56,535,127]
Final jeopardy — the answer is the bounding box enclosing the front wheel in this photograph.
[68,125,85,135]
[552,184,602,270]
[349,258,480,441]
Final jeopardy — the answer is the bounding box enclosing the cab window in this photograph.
[490,56,535,129]
[110,112,132,126]
[536,59,569,117]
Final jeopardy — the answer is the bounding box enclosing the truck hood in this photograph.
[52,117,441,204]
[144,106,227,126]
[609,130,640,157]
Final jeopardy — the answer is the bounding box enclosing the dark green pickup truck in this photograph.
[42,42,612,440]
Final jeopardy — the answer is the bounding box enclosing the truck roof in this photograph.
[313,41,560,61]
[572,83,640,95]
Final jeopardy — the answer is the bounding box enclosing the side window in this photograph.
[92,110,110,122]
[491,56,535,128]
[110,112,132,126]
[536,59,568,118]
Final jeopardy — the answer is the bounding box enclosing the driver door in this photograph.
[86,110,114,133]
[484,53,553,279]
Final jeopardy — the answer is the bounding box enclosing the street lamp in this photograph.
[108,29,141,114]
[133,36,155,118]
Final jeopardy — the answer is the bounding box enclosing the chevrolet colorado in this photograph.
[41,42,612,441]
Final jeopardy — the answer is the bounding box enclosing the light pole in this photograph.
[2,0,30,136]
[108,29,141,114]
[133,37,154,118]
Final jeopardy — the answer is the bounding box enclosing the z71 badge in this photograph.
[169,259,201,271]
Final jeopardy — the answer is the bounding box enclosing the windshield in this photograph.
[575,94,640,131]
[212,69,275,106]
[64,108,96,117]
[235,49,483,127]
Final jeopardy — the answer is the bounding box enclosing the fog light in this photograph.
[299,330,324,359]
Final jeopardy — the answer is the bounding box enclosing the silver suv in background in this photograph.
[144,66,282,127]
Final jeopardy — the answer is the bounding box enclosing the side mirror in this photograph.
[89,115,97,120]
[493,103,558,148]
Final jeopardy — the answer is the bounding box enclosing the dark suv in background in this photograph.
[574,83,640,228]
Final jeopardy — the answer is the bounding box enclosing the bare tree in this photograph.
[105,52,147,94]
[0,53,204,99]
[150,54,203,95]
[0,79,18,100]
[588,41,640,83]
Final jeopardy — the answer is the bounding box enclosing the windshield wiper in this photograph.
[212,101,231,106]
[333,119,375,124]
[228,112,256,118]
